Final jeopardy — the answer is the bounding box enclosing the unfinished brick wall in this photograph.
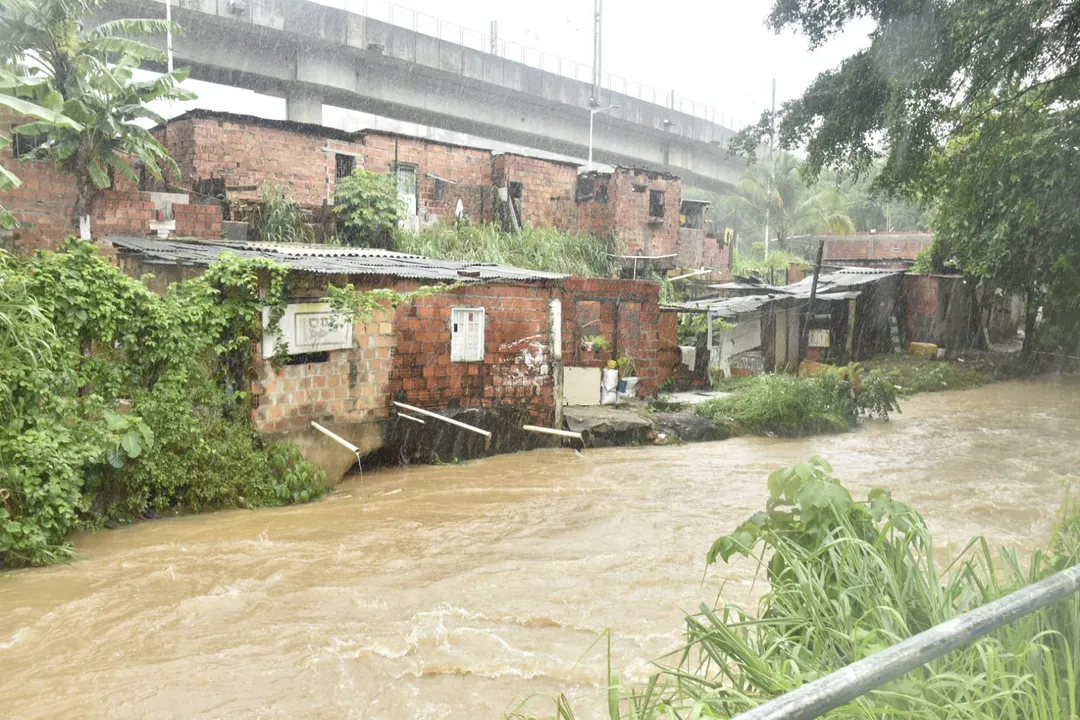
[1,111,78,251]
[559,276,670,396]
[174,203,224,239]
[156,115,350,208]
[390,283,559,423]
[361,132,494,225]
[91,190,155,238]
[574,173,616,237]
[903,274,941,344]
[825,234,932,261]
[609,169,681,264]
[492,153,579,228]
[252,309,397,433]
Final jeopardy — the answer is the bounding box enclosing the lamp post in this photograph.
[588,104,619,171]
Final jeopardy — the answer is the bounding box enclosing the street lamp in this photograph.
[588,104,619,171]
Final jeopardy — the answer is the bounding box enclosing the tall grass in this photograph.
[511,459,1080,720]
[396,222,620,277]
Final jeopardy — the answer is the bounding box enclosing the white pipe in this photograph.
[522,425,583,440]
[310,421,362,474]
[392,401,491,438]
[397,413,426,424]
[669,269,713,282]
[165,0,173,73]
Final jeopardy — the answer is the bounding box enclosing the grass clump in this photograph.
[516,458,1080,719]
[396,222,620,277]
[695,369,899,438]
[860,353,1050,395]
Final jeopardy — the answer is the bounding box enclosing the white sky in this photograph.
[153,0,873,158]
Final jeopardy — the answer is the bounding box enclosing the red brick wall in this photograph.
[609,169,681,261]
[492,154,579,228]
[174,203,223,239]
[252,309,397,433]
[2,112,78,251]
[390,283,558,423]
[361,132,494,224]
[559,276,668,396]
[157,117,346,208]
[575,173,616,236]
[91,190,154,238]
[825,234,932,261]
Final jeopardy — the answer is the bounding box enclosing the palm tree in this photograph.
[721,152,855,255]
[0,0,194,237]
[1,70,82,228]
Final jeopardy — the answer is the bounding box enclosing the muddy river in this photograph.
[2,377,1078,719]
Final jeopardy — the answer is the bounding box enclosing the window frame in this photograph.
[450,307,486,363]
[649,189,666,218]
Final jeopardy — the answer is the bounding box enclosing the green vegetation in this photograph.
[515,457,1080,719]
[695,369,900,438]
[1,0,194,228]
[860,354,1049,396]
[733,0,1080,356]
[720,151,855,254]
[732,246,807,285]
[396,222,620,278]
[248,184,315,244]
[333,169,404,248]
[0,241,330,568]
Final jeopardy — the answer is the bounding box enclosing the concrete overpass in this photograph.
[101,0,747,192]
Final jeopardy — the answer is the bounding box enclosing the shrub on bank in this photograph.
[0,242,327,568]
[695,368,900,437]
[395,221,620,278]
[515,458,1080,719]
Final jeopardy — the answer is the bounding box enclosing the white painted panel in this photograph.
[262,302,353,357]
[563,366,602,405]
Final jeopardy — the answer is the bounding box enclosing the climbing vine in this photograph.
[0,240,327,567]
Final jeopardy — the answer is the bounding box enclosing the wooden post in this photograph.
[799,238,826,365]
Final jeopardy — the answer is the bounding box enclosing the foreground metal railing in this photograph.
[731,563,1080,720]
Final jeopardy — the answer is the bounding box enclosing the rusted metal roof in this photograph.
[782,267,904,296]
[107,236,567,283]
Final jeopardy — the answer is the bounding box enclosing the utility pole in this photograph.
[490,20,498,55]
[165,0,173,73]
[799,237,826,365]
[763,78,776,256]
[591,0,602,106]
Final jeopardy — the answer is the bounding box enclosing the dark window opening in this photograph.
[631,183,648,193]
[508,181,523,201]
[649,189,665,218]
[13,132,48,158]
[576,176,595,201]
[284,351,330,366]
[595,183,609,203]
[335,154,355,179]
[435,178,446,202]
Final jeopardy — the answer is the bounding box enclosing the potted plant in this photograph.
[616,356,640,395]
[582,334,610,353]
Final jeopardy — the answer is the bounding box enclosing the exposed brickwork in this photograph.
[361,131,494,225]
[252,309,397,433]
[91,190,154,238]
[174,202,223,239]
[824,233,932,261]
[1,112,78,250]
[492,153,579,228]
[390,283,558,423]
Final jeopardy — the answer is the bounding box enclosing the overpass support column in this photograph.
[286,89,324,125]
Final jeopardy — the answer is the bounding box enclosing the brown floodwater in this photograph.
[2,377,1079,719]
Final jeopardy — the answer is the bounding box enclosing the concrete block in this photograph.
[223,221,249,242]
[909,342,938,358]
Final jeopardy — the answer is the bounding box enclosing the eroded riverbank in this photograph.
[2,377,1078,719]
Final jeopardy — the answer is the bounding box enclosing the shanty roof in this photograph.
[708,267,903,317]
[108,236,567,283]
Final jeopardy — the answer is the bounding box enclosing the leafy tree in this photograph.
[0,0,194,235]
[720,151,854,253]
[0,70,82,227]
[333,169,403,248]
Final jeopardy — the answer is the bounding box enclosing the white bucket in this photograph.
[620,376,640,399]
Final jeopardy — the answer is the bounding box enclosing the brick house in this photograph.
[108,236,673,477]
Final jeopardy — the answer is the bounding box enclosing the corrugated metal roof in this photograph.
[782,267,903,296]
[709,294,782,318]
[108,236,567,283]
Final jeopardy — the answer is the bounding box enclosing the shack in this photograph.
[108,236,672,477]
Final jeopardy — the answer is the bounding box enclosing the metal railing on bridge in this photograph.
[321,0,745,129]
[730,562,1080,719]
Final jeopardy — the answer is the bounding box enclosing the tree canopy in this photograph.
[0,0,194,228]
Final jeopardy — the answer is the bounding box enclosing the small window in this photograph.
[396,165,417,215]
[595,183,609,203]
[13,132,48,158]
[450,307,485,362]
[649,189,665,218]
[284,351,330,366]
[335,154,355,179]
